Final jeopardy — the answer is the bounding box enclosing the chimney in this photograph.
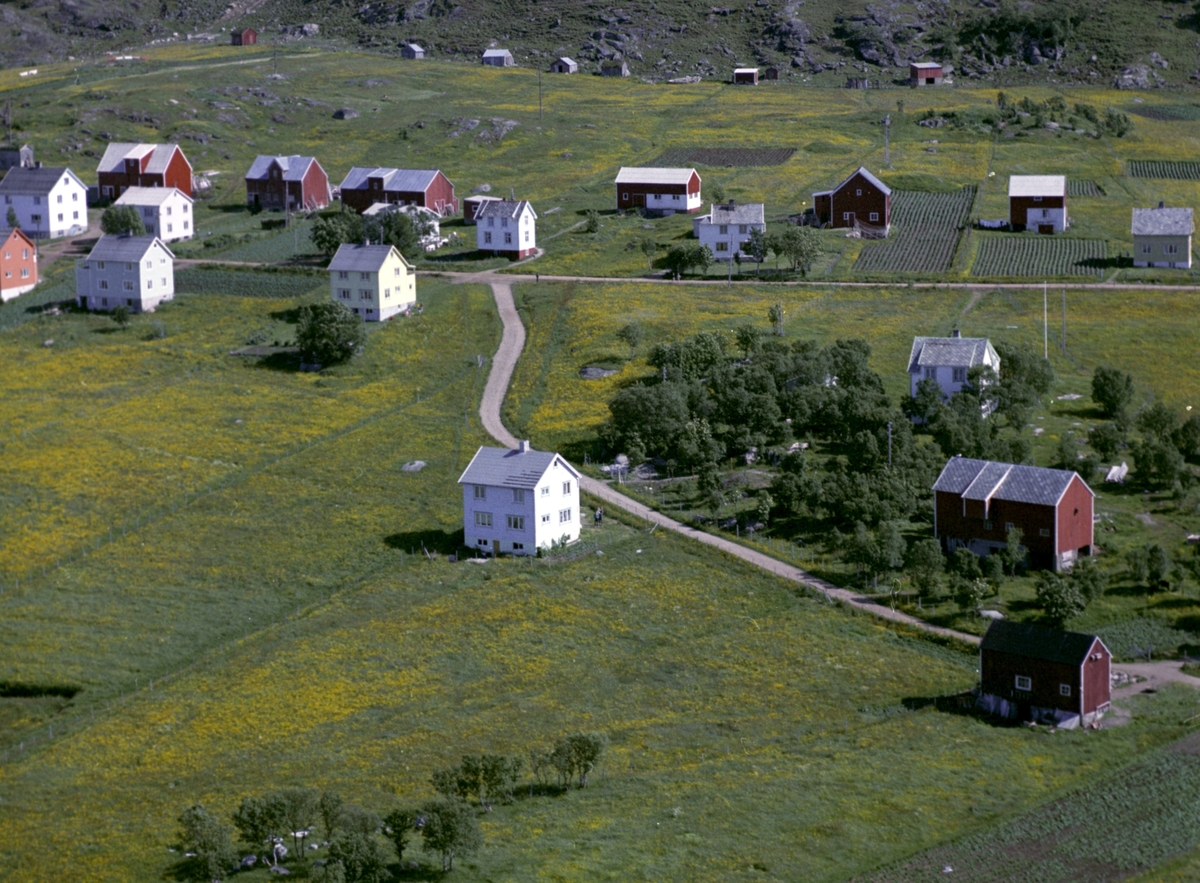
[951,328,961,338]
[1159,200,1165,209]
[518,439,530,453]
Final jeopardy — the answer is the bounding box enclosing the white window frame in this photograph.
[473,485,486,500]
[559,508,572,523]
[506,515,525,530]
[1059,683,1071,697]
[1015,675,1031,691]
[474,511,493,527]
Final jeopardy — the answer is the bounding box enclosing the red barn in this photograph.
[232,28,258,46]
[614,167,702,215]
[244,155,331,211]
[933,456,1094,572]
[979,620,1111,727]
[0,228,37,301]
[813,167,891,233]
[1009,175,1067,233]
[97,143,193,199]
[337,167,459,216]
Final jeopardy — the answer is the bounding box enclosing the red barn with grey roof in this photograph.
[97,143,193,199]
[338,167,459,216]
[813,167,891,232]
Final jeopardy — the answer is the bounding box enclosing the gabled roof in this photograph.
[338,167,442,193]
[114,186,192,207]
[458,445,579,490]
[328,242,411,273]
[556,57,577,65]
[405,43,424,52]
[615,167,699,185]
[97,143,186,175]
[734,67,759,74]
[474,199,536,221]
[83,234,174,262]
[981,620,1106,667]
[1132,206,1194,237]
[911,61,943,70]
[907,336,998,372]
[482,48,513,58]
[1008,175,1066,198]
[698,202,765,225]
[932,456,1089,507]
[0,166,84,196]
[2,227,36,250]
[245,155,320,182]
[814,166,892,198]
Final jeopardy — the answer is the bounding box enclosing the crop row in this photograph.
[175,269,326,299]
[1128,160,1200,180]
[853,187,976,274]
[1066,179,1104,197]
[971,237,1106,278]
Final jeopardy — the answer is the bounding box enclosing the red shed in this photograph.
[244,155,331,211]
[0,228,37,301]
[614,167,702,215]
[812,167,891,233]
[909,61,944,86]
[933,456,1093,572]
[337,167,459,216]
[97,143,193,199]
[979,620,1111,727]
[232,28,258,46]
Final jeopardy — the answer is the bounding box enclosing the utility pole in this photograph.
[887,421,893,468]
[1061,287,1066,355]
[273,38,278,75]
[883,114,892,169]
[538,70,543,121]
[3,100,11,147]
[1043,281,1048,359]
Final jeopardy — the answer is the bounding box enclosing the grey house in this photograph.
[482,49,514,67]
[601,60,630,77]
[1132,203,1193,269]
[401,44,425,60]
[550,57,578,74]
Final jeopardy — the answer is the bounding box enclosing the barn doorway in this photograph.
[1038,224,1054,235]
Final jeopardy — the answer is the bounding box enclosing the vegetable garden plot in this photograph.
[175,269,325,298]
[1128,161,1200,180]
[651,147,796,166]
[1067,179,1104,197]
[1126,104,1200,122]
[971,238,1106,278]
[853,187,975,274]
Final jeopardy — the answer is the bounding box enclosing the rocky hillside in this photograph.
[5,0,1200,90]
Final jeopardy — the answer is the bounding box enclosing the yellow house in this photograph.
[328,243,415,321]
[1132,204,1194,269]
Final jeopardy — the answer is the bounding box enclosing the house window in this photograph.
[512,542,524,550]
[952,368,966,383]
[541,513,550,523]
[739,225,748,234]
[98,261,105,269]
[167,224,173,233]
[338,289,350,299]
[484,232,492,244]
[719,224,728,234]
[501,218,508,228]
[1040,528,1050,537]
[360,272,370,280]
[507,515,525,530]
[1059,683,1072,697]
[984,520,993,531]
[622,192,629,202]
[524,231,530,242]
[73,212,79,220]
[126,298,133,306]
[384,288,390,299]
[924,367,937,380]
[395,267,401,276]
[99,280,109,290]
[474,512,493,527]
[474,486,486,500]
[32,196,40,205]
[716,241,729,252]
[842,212,851,221]
[57,213,63,222]
[72,192,78,201]
[504,232,512,244]
[672,194,680,201]
[869,212,879,222]
[101,297,108,306]
[20,268,28,278]
[1141,244,1152,255]
[512,489,525,503]
[559,508,572,523]
[161,278,166,287]
[1004,522,1014,532]
[487,218,494,227]
[57,195,62,204]
[147,280,153,289]
[338,271,348,279]
[540,486,549,496]
[1166,244,1179,255]
[30,215,40,224]
[360,289,373,300]
[856,189,862,196]
[21,249,27,259]
[563,481,572,495]
[1015,675,1031,691]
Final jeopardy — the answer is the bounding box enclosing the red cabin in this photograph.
[244,155,331,211]
[97,143,193,199]
[232,28,257,46]
[812,167,891,233]
[979,620,1111,727]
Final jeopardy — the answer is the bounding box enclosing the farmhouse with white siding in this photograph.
[458,442,581,556]
[908,330,1000,416]
[328,243,415,321]
[1132,204,1193,269]
[475,199,537,259]
[76,234,175,312]
[693,201,765,262]
[0,167,88,240]
[114,187,193,243]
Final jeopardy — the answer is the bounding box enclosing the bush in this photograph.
[100,205,146,236]
[295,302,366,367]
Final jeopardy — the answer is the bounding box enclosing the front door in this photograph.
[492,539,500,556]
[632,193,646,208]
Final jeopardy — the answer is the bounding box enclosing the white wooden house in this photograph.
[458,441,581,556]
[475,199,536,259]
[0,167,88,240]
[113,186,193,243]
[693,202,765,261]
[908,330,1000,415]
[328,242,415,321]
[76,234,175,312]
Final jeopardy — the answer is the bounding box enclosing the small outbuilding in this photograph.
[813,167,891,233]
[463,194,502,225]
[909,61,943,86]
[733,67,759,85]
[231,28,257,46]
[550,57,578,74]
[401,44,425,60]
[0,143,34,172]
[764,66,781,81]
[1008,175,1067,233]
[1132,203,1193,269]
[978,620,1111,727]
[482,49,514,67]
[600,60,630,77]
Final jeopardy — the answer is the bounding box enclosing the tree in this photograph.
[638,236,656,271]
[767,302,784,336]
[551,732,608,788]
[111,305,131,328]
[179,804,237,883]
[100,204,146,236]
[1035,571,1086,626]
[337,804,381,838]
[745,227,769,274]
[296,301,366,367]
[775,224,823,275]
[327,831,388,883]
[1146,543,1176,591]
[419,798,482,872]
[1089,422,1125,461]
[232,795,278,865]
[1132,435,1187,489]
[311,212,362,256]
[364,209,422,261]
[902,377,944,424]
[1137,401,1179,442]
[735,324,760,359]
[955,576,989,614]
[1091,365,1134,418]
[616,322,643,356]
[1072,557,1108,602]
[585,209,600,233]
[949,547,982,581]
[319,791,345,840]
[5,206,18,229]
[382,808,416,864]
[312,861,347,883]
[1001,526,1024,575]
[906,537,945,597]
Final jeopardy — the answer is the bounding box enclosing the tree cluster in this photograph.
[311,209,425,261]
[100,204,147,237]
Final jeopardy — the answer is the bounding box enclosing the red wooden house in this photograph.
[0,228,37,301]
[232,27,257,46]
[979,620,1111,727]
[244,155,331,211]
[1009,175,1067,233]
[933,456,1093,572]
[813,167,891,233]
[337,167,459,216]
[97,143,193,199]
[614,167,702,215]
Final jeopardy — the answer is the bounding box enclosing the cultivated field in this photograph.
[853,187,976,274]
[971,237,1108,278]
[1127,160,1200,180]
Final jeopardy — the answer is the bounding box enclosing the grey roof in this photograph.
[114,186,192,207]
[245,155,320,182]
[981,620,1104,667]
[97,142,185,175]
[458,445,579,489]
[814,166,892,198]
[556,57,577,65]
[482,49,513,58]
[473,199,536,221]
[83,233,174,262]
[0,166,83,195]
[1132,206,1194,237]
[338,167,441,193]
[327,243,407,272]
[405,44,425,52]
[933,456,1089,507]
[907,336,997,372]
[699,202,765,225]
